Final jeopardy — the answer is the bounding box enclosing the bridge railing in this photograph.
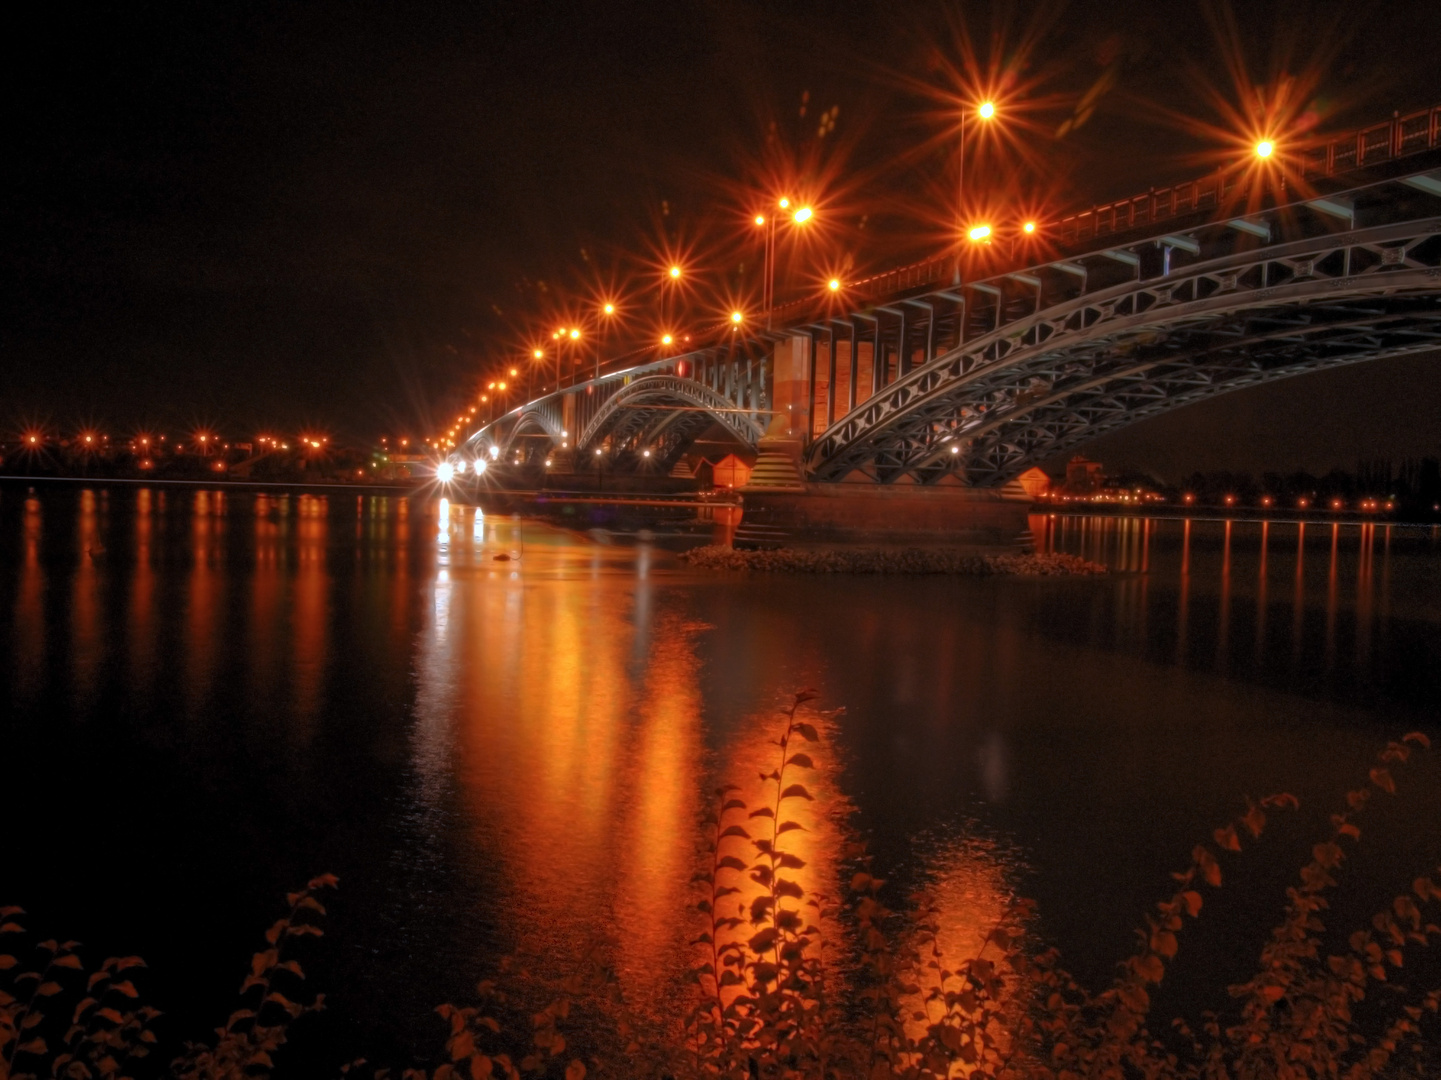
[1056,104,1441,245]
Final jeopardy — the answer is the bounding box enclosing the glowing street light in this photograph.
[436,461,455,483]
[968,224,992,242]
[595,299,619,381]
[1255,139,1275,158]
[957,98,999,269]
[827,278,841,291]
[730,310,744,325]
[669,265,681,279]
[1023,221,1037,234]
[661,333,674,346]
[760,195,818,328]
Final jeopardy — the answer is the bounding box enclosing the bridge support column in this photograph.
[766,333,812,440]
[742,334,811,492]
[739,484,1032,547]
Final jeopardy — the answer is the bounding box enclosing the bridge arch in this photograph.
[806,218,1441,485]
[577,374,766,466]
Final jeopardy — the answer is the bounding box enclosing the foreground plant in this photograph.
[4,710,1439,1080]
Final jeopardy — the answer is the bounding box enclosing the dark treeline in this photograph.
[1175,457,1441,516]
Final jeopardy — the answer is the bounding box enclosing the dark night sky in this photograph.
[4,0,1440,478]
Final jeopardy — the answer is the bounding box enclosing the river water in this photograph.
[2,482,1439,1067]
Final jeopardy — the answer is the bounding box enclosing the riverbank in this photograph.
[679,544,1107,575]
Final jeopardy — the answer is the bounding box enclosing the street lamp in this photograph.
[596,300,617,381]
[760,197,816,328]
[957,99,997,277]
[1255,139,1274,158]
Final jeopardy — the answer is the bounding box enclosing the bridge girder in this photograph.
[806,219,1441,485]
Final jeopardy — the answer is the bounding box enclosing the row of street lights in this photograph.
[432,97,1288,451]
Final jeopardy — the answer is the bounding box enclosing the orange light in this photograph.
[968,224,991,241]
[730,311,744,324]
[669,265,681,279]
[569,328,580,340]
[1255,139,1274,158]
[498,382,506,390]
[754,214,765,226]
[978,101,995,119]
[533,348,543,359]
[778,197,790,209]
[661,333,674,346]
[1023,221,1037,234]
[603,302,615,315]
[827,278,841,291]
[509,367,517,376]
[793,206,813,223]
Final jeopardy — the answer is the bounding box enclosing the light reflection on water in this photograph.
[1031,512,1441,700]
[2,488,1439,1059]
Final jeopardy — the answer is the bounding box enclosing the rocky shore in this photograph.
[678,545,1108,576]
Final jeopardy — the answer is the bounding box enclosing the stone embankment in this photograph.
[679,545,1107,576]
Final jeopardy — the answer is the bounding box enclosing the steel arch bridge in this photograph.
[449,104,1441,487]
[465,350,772,467]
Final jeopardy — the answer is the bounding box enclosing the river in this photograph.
[2,481,1439,1068]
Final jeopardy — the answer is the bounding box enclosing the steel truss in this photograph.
[806,219,1441,485]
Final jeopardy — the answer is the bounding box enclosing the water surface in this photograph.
[2,483,1439,1064]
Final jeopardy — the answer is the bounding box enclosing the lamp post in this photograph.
[760,198,814,329]
[956,100,996,280]
[596,301,616,381]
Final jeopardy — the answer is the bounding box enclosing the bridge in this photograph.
[455,104,1441,500]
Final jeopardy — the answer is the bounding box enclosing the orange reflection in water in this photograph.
[291,496,331,730]
[71,489,101,707]
[128,489,157,701]
[409,520,849,1022]
[13,496,45,702]
[1034,512,1411,682]
[900,837,1018,1056]
[185,491,224,712]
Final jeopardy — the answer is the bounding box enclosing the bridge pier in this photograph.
[737,482,1032,547]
